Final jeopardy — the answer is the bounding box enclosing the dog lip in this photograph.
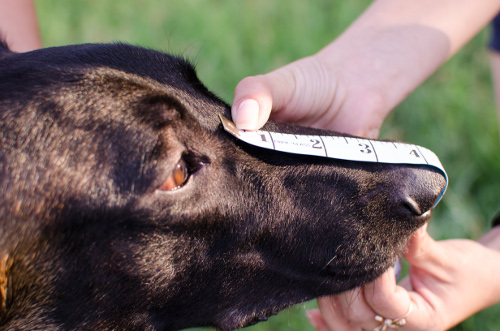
[420,209,431,218]
[412,209,432,225]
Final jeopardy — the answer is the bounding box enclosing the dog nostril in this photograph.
[402,196,424,216]
[394,167,447,219]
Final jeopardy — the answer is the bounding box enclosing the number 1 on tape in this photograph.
[219,114,448,207]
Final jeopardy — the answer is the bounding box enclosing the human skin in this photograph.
[1,0,500,328]
[306,226,500,331]
[490,51,500,134]
[232,0,500,329]
[0,0,41,52]
[232,0,500,138]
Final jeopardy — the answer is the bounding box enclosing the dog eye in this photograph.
[159,158,189,191]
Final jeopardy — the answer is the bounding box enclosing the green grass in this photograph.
[35,0,500,330]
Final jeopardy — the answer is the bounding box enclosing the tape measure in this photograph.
[219,114,448,207]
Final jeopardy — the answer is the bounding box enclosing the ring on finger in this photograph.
[372,302,414,331]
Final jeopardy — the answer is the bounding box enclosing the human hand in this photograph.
[231,19,451,139]
[306,225,500,331]
[231,54,388,139]
[0,0,41,52]
[232,0,500,138]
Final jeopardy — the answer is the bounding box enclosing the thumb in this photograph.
[404,224,434,265]
[232,56,336,130]
[231,69,295,130]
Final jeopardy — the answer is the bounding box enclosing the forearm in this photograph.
[0,0,41,52]
[315,0,500,117]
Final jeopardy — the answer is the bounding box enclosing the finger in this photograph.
[363,268,413,321]
[316,296,362,331]
[232,56,341,131]
[332,288,386,331]
[403,224,449,277]
[398,274,411,291]
[306,308,336,331]
[231,70,294,130]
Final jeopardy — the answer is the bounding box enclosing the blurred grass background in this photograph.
[34,0,500,330]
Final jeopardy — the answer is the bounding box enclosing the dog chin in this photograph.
[219,299,304,330]
[229,250,406,329]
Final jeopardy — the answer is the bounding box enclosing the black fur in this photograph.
[0,42,446,330]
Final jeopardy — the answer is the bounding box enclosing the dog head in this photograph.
[0,42,446,330]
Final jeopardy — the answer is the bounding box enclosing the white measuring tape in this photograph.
[220,115,448,207]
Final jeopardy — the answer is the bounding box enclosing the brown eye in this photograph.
[159,158,189,191]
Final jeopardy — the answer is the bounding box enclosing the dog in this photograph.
[0,41,446,330]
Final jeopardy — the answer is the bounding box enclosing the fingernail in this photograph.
[232,99,259,130]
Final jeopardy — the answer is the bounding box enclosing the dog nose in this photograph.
[392,169,447,217]
[401,195,427,217]
[395,169,447,218]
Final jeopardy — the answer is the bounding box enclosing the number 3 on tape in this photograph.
[219,114,448,207]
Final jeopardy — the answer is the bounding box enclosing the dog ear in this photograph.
[0,38,14,58]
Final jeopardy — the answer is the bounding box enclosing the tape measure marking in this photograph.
[219,115,448,207]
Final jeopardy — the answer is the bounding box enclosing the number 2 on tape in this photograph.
[219,114,448,207]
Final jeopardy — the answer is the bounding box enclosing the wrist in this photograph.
[316,23,447,117]
[476,229,500,308]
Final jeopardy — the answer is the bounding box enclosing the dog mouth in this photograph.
[414,209,433,228]
[233,215,434,330]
